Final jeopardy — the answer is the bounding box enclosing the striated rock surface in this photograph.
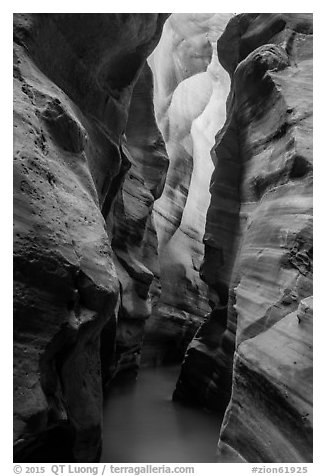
[13,13,167,462]
[109,63,169,376]
[143,13,233,365]
[175,13,313,463]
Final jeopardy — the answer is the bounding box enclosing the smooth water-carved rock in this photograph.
[144,13,233,365]
[13,13,167,462]
[110,63,169,375]
[175,13,313,463]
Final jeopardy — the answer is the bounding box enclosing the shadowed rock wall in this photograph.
[13,13,168,462]
[174,13,313,463]
[109,63,169,376]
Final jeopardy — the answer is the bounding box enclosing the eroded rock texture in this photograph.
[143,13,233,365]
[109,63,169,376]
[13,13,167,462]
[175,13,313,463]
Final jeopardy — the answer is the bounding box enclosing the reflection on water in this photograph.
[101,365,223,463]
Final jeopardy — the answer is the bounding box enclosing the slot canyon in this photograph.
[13,13,313,463]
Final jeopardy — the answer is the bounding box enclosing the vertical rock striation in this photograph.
[13,13,168,462]
[175,13,313,463]
[144,13,233,365]
[109,63,169,376]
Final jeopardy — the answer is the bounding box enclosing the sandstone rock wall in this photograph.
[109,63,169,377]
[143,13,233,365]
[13,13,167,462]
[175,13,313,463]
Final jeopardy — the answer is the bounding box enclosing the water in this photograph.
[101,365,223,463]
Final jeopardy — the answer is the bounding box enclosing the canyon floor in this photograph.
[101,365,224,463]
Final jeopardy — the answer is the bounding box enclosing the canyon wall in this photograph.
[108,63,169,377]
[175,13,313,463]
[143,13,233,365]
[13,13,168,462]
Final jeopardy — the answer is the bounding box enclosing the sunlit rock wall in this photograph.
[13,13,167,462]
[143,13,233,364]
[175,13,313,463]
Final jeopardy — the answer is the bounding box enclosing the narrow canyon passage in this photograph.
[101,366,223,463]
[13,13,313,464]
